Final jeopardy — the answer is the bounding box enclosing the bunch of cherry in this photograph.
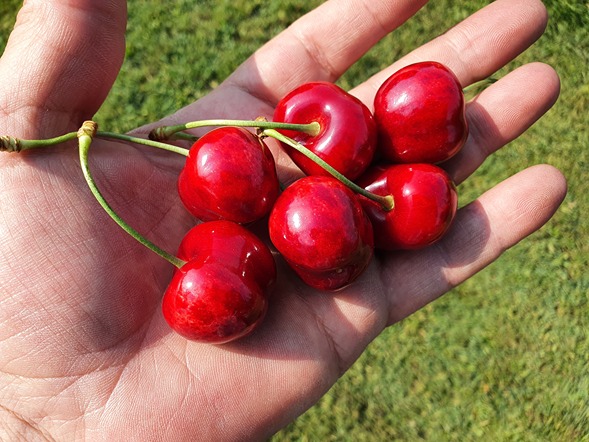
[1,61,472,344]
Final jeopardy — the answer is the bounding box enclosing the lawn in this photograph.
[1,0,588,440]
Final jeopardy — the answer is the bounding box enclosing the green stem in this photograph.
[0,132,78,152]
[96,131,190,156]
[168,131,199,142]
[149,119,321,141]
[77,122,186,269]
[1,130,190,156]
[263,129,394,211]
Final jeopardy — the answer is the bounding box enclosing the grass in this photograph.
[1,0,588,440]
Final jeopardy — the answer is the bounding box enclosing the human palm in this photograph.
[0,0,567,440]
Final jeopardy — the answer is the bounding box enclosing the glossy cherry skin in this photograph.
[178,126,279,224]
[162,259,269,344]
[273,81,377,180]
[269,176,374,291]
[374,61,468,164]
[357,163,458,250]
[162,221,276,343]
[177,220,276,290]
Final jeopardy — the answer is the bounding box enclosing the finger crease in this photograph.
[440,25,482,81]
[289,27,339,82]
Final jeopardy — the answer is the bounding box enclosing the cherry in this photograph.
[177,219,276,290]
[177,126,279,224]
[273,81,377,180]
[374,61,468,164]
[162,260,268,344]
[357,163,458,250]
[269,175,374,291]
[162,220,276,343]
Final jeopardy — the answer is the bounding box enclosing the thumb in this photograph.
[0,1,127,138]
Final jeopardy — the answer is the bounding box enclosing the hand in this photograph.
[0,0,566,440]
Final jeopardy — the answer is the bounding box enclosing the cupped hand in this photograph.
[0,0,567,440]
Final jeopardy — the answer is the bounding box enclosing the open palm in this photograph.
[0,0,566,440]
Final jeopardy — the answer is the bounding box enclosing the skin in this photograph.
[0,0,567,440]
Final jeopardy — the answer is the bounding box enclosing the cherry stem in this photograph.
[1,130,190,156]
[263,129,394,211]
[96,132,190,156]
[149,119,321,141]
[0,132,78,152]
[77,121,186,269]
[167,132,199,142]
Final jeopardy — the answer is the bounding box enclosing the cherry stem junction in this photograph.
[77,121,186,269]
[263,129,394,211]
[149,119,321,141]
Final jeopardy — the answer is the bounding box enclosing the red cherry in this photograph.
[357,163,458,250]
[269,175,374,291]
[177,220,276,289]
[273,81,377,180]
[162,221,276,343]
[177,126,279,224]
[374,61,468,164]
[162,259,269,344]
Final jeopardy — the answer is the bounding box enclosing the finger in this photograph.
[444,62,560,184]
[0,1,127,138]
[381,164,567,324]
[352,0,549,104]
[224,0,428,105]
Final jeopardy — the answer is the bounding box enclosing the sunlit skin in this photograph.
[0,0,566,440]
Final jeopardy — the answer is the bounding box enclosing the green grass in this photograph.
[1,0,588,440]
